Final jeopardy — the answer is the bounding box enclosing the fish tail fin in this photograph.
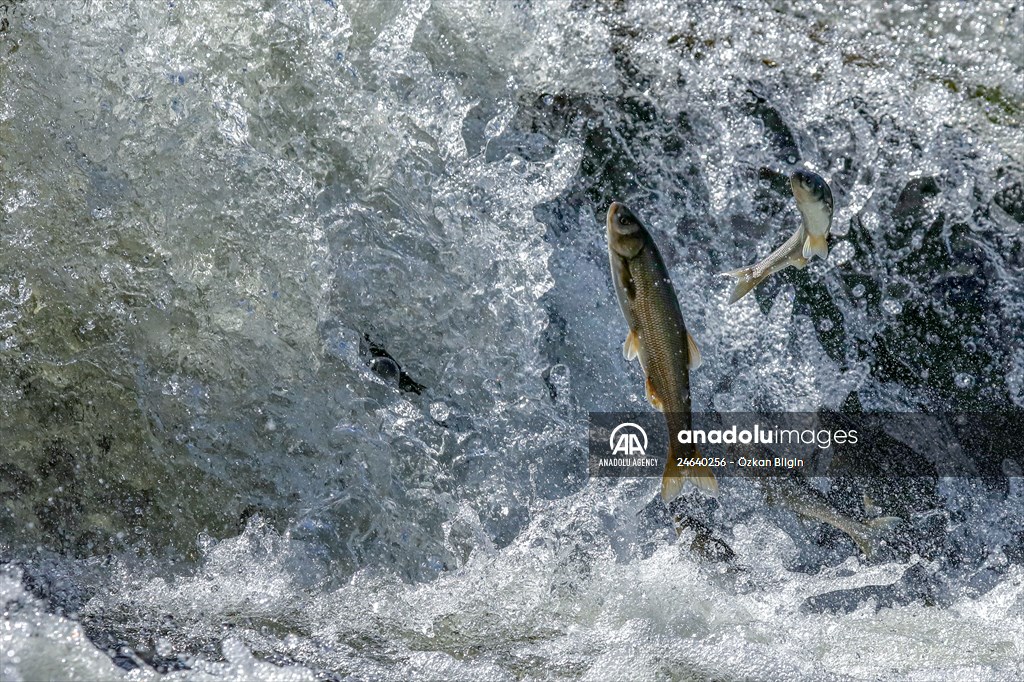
[848,516,902,559]
[802,233,828,259]
[721,266,761,304]
[661,442,718,503]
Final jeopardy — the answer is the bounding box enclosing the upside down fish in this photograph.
[723,169,834,303]
[606,202,717,502]
[760,471,902,559]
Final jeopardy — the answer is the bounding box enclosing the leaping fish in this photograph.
[723,169,834,303]
[606,202,717,502]
[760,472,902,559]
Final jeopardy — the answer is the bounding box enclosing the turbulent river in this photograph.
[2,1,1023,679]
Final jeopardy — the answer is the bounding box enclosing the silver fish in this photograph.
[724,169,834,303]
[761,473,901,559]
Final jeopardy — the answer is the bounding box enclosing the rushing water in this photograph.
[2,0,1023,679]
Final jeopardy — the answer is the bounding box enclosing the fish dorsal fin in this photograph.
[687,332,702,370]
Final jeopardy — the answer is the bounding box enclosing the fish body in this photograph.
[722,225,807,303]
[724,169,834,303]
[762,473,901,559]
[606,202,716,501]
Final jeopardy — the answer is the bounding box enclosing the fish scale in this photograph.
[632,266,690,414]
[606,202,717,501]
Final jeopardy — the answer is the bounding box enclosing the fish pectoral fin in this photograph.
[645,376,664,411]
[622,329,640,361]
[802,233,828,260]
[661,445,718,502]
[687,332,702,370]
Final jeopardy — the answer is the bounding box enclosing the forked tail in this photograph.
[661,438,718,502]
[721,266,762,304]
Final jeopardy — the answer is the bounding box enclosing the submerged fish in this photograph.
[761,472,901,559]
[606,202,717,502]
[723,169,834,303]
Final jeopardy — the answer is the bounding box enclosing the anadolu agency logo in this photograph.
[609,422,647,456]
[602,423,658,468]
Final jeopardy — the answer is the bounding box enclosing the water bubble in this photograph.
[818,318,834,332]
[545,363,571,404]
[882,299,903,315]
[163,375,182,396]
[829,241,855,265]
[370,357,400,383]
[429,402,451,422]
[954,373,974,389]
[155,638,173,657]
[851,284,866,297]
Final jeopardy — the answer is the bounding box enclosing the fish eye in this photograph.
[618,213,632,226]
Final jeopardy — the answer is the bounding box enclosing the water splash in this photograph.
[1,0,1022,679]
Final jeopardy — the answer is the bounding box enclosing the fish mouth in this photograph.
[607,201,623,223]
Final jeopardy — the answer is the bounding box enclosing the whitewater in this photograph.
[1,1,1023,679]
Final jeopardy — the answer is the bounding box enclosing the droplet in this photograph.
[429,402,451,422]
[851,284,865,298]
[954,373,974,389]
[829,241,855,265]
[882,299,903,315]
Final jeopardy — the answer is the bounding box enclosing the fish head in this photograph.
[790,170,834,236]
[606,202,646,258]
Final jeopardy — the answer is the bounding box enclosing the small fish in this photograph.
[606,202,717,502]
[723,169,834,303]
[761,472,901,559]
